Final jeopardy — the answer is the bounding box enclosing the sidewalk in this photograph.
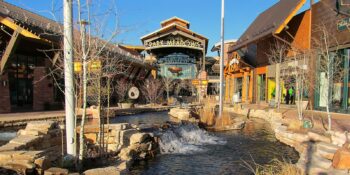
[0,105,175,127]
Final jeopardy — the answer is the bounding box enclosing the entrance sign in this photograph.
[145,36,203,50]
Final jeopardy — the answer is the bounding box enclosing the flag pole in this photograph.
[219,0,225,117]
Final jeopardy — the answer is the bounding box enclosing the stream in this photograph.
[113,112,299,175]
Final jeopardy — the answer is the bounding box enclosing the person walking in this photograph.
[284,86,290,104]
[289,87,295,105]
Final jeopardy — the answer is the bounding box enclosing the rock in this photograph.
[307,131,331,143]
[119,148,136,161]
[0,143,25,151]
[118,129,138,147]
[290,133,309,143]
[107,144,122,152]
[331,132,348,146]
[18,129,41,136]
[316,142,340,160]
[333,147,350,169]
[311,155,332,169]
[44,167,69,175]
[0,159,36,174]
[83,166,128,175]
[9,135,43,147]
[26,121,58,134]
[34,156,51,171]
[169,108,191,120]
[130,133,150,145]
[85,133,98,144]
[110,123,131,130]
[12,151,44,161]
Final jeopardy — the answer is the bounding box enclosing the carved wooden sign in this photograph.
[145,36,203,50]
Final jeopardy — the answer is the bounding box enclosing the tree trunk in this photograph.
[275,63,281,110]
[106,77,111,153]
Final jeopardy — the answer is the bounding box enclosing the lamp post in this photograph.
[63,0,76,157]
[219,0,225,117]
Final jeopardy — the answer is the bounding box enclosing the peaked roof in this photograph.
[140,17,208,52]
[0,0,62,37]
[161,16,190,28]
[231,0,306,52]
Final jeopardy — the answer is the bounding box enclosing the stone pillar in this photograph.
[33,67,54,111]
[229,76,235,103]
[243,71,249,103]
[0,73,11,113]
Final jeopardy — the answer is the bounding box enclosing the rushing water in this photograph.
[0,128,18,146]
[122,112,299,175]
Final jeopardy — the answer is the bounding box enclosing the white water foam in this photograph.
[159,124,226,154]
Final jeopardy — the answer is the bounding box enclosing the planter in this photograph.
[119,103,133,109]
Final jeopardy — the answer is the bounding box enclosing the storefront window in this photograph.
[316,49,349,113]
[257,74,266,102]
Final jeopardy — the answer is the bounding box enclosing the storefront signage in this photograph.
[74,60,102,73]
[192,79,200,85]
[89,60,101,72]
[74,62,82,73]
[145,39,202,49]
[192,79,208,86]
[337,17,350,31]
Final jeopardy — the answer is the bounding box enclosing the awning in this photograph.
[229,0,306,52]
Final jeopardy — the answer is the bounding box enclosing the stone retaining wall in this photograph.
[0,121,159,174]
[0,121,63,174]
[225,105,349,175]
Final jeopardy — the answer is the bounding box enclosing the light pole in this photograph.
[219,0,225,117]
[63,0,76,157]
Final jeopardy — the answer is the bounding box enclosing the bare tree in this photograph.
[36,0,133,167]
[141,78,164,105]
[267,41,289,110]
[161,76,175,104]
[312,24,344,132]
[115,79,132,103]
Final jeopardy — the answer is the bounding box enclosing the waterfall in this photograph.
[159,124,226,154]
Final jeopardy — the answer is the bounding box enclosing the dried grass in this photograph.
[242,159,303,175]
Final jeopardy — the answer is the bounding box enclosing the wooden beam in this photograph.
[0,28,21,74]
[0,17,40,40]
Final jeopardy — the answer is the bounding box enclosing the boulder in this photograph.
[110,123,131,130]
[129,133,150,145]
[307,131,331,143]
[83,166,128,175]
[333,147,350,169]
[169,108,191,120]
[44,167,69,175]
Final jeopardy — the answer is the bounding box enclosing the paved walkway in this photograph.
[0,105,175,127]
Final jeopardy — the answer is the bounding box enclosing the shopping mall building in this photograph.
[226,0,350,113]
[0,1,152,113]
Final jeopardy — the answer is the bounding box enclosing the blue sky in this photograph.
[6,0,311,56]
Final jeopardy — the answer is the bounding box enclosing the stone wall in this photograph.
[0,121,63,174]
[226,105,349,174]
